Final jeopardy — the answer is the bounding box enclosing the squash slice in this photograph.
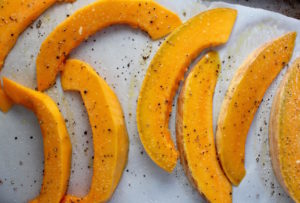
[216,32,296,186]
[137,8,237,172]
[61,59,129,203]
[176,52,232,202]
[0,83,13,112]
[36,0,182,91]
[0,0,73,70]
[269,57,300,203]
[2,78,71,203]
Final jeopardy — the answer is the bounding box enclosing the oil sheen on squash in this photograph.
[137,8,237,172]
[216,32,296,186]
[176,52,232,202]
[36,0,182,91]
[269,57,300,203]
[61,59,129,203]
[2,78,72,203]
[0,0,73,70]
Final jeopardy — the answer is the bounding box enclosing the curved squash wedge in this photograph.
[269,57,300,202]
[216,32,296,186]
[2,78,71,203]
[61,59,129,203]
[0,0,73,70]
[137,8,237,172]
[36,0,182,91]
[0,83,13,112]
[176,52,232,202]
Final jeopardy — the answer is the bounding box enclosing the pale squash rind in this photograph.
[176,52,232,202]
[269,57,300,203]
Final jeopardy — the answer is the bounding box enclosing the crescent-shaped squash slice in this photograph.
[0,0,74,70]
[2,78,71,203]
[176,52,232,202]
[36,0,182,91]
[269,57,300,202]
[0,83,13,112]
[137,8,237,172]
[61,59,129,203]
[216,32,296,186]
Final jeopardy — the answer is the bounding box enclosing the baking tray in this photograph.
[0,0,300,202]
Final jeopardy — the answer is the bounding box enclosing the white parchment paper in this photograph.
[0,0,299,202]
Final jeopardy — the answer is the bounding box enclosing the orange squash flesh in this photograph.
[216,32,296,186]
[176,52,232,202]
[0,0,73,70]
[2,78,71,203]
[61,59,129,203]
[269,57,300,203]
[0,83,13,112]
[137,8,237,172]
[36,0,182,91]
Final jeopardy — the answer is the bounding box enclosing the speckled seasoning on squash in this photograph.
[216,32,296,186]
[176,52,232,202]
[2,78,71,203]
[36,0,182,91]
[269,57,300,203]
[61,59,129,203]
[0,0,74,70]
[137,8,237,172]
